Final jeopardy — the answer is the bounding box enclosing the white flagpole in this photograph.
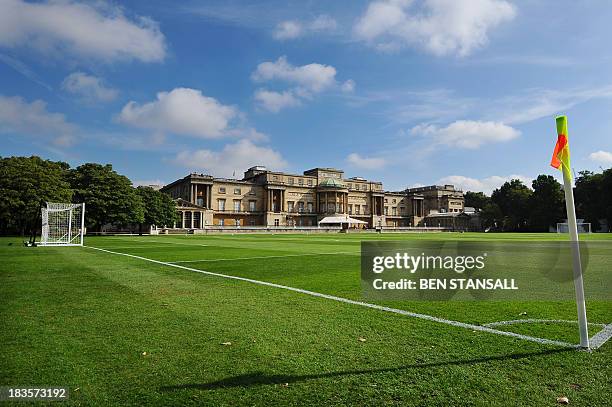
[560,145,590,349]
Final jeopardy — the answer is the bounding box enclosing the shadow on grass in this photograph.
[160,348,572,391]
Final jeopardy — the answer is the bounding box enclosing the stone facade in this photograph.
[161,166,466,229]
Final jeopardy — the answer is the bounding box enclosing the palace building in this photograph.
[160,166,467,229]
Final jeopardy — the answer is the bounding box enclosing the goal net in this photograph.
[40,202,85,246]
[556,222,591,234]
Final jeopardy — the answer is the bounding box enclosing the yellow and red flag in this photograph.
[550,115,571,176]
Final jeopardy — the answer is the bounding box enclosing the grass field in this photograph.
[1,232,610,406]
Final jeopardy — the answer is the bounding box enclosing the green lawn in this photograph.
[1,232,610,406]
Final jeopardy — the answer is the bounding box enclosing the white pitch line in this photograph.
[169,251,359,263]
[589,324,612,350]
[86,245,579,349]
[484,319,606,328]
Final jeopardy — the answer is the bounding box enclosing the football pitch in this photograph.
[1,233,611,405]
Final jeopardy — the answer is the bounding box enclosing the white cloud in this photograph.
[174,139,288,178]
[0,95,77,146]
[0,52,52,90]
[253,89,301,113]
[273,14,337,40]
[118,88,237,139]
[0,0,166,63]
[62,72,118,103]
[353,0,516,57]
[341,79,356,93]
[310,15,337,32]
[252,56,337,93]
[589,150,612,165]
[273,21,303,40]
[437,174,531,194]
[411,120,520,149]
[346,153,386,170]
[252,56,353,112]
[492,86,612,125]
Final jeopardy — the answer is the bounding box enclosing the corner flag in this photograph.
[550,116,571,175]
[550,115,589,348]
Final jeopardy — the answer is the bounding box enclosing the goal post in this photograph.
[40,202,85,246]
[556,222,591,234]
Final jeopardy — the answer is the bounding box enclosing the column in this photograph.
[190,211,194,228]
[324,192,328,213]
[181,211,185,228]
[334,192,338,213]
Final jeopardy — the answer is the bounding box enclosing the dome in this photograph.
[319,178,345,188]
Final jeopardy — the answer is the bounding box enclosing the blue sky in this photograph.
[1,0,612,193]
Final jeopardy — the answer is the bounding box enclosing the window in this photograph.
[307,202,313,213]
[219,187,226,194]
[298,202,304,212]
[287,201,294,212]
[218,199,226,211]
[235,219,241,226]
[288,178,294,185]
[392,207,397,216]
[298,178,304,186]
[384,199,388,203]
[249,220,256,226]
[248,189,256,195]
[355,205,360,215]
[249,200,256,211]
[274,219,279,226]
[384,206,388,215]
[233,200,241,212]
[392,199,396,203]
[348,204,352,214]
[219,219,224,226]
[307,179,313,186]
[234,188,241,195]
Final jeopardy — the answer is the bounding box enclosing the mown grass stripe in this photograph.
[168,252,358,263]
[87,245,581,349]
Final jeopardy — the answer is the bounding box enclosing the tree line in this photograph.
[0,156,178,235]
[464,168,612,232]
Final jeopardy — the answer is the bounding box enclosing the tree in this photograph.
[136,186,179,233]
[528,175,565,232]
[0,156,73,235]
[464,191,490,210]
[491,179,532,231]
[601,168,612,230]
[69,163,144,231]
[480,202,503,231]
[574,170,604,231]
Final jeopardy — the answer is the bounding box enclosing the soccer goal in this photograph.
[556,222,592,234]
[40,202,85,246]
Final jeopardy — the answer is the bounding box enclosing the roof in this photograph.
[425,212,471,218]
[318,216,368,224]
[319,178,345,188]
